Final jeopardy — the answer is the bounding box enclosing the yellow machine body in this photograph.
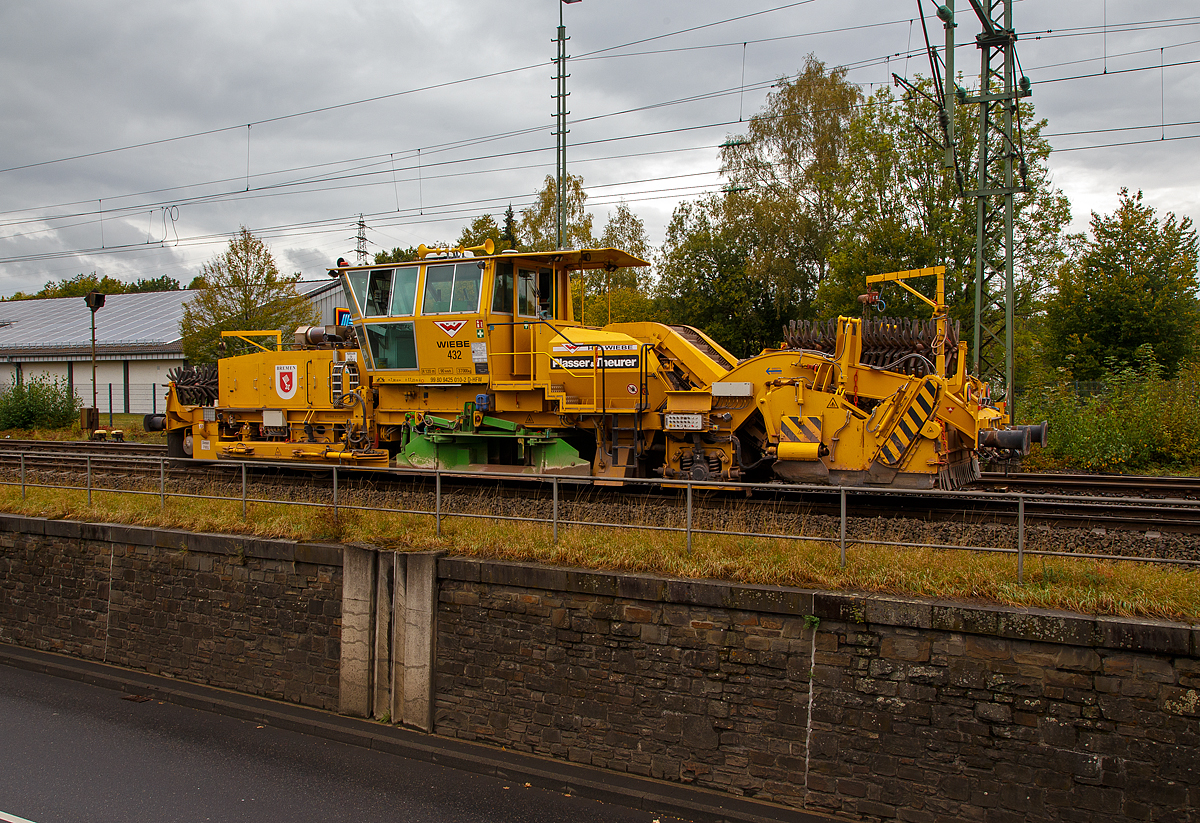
[162,251,1018,489]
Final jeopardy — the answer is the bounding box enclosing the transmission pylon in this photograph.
[355,214,369,265]
[964,0,1030,416]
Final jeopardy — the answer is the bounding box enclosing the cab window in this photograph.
[390,266,418,316]
[538,268,553,317]
[517,269,538,317]
[451,262,483,312]
[492,261,514,313]
[344,271,369,317]
[364,322,418,369]
[423,262,483,314]
[364,269,393,316]
[422,265,454,313]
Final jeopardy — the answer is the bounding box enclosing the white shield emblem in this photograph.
[276,364,298,400]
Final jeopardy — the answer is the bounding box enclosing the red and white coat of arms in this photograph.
[275,364,298,400]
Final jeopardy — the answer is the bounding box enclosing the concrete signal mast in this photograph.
[554,0,582,251]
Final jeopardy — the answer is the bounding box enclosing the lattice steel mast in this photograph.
[355,214,369,265]
[553,1,581,250]
[965,0,1030,414]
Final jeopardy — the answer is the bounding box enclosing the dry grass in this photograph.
[0,414,167,443]
[2,480,1198,623]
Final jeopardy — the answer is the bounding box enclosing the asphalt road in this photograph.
[0,665,680,823]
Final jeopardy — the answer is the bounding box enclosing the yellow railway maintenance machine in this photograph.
[154,246,1040,490]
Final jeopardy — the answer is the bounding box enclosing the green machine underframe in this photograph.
[394,403,590,475]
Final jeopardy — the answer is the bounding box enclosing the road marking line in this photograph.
[0,811,39,823]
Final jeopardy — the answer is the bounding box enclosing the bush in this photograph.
[1021,346,1200,473]
[0,375,82,430]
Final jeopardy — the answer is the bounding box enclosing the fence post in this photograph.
[159,457,165,509]
[1017,495,1026,585]
[241,462,247,519]
[685,480,693,555]
[20,453,25,501]
[333,466,339,521]
[86,455,92,507]
[435,468,442,537]
[153,385,157,415]
[108,384,113,427]
[839,487,847,569]
[552,475,559,543]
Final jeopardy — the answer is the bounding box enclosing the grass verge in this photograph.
[1,480,1197,624]
[0,415,166,444]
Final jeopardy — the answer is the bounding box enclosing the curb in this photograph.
[0,643,837,823]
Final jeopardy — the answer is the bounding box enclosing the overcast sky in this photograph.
[0,0,1196,297]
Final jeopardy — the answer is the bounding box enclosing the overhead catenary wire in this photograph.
[1,5,1194,187]
[4,8,1194,228]
[1,6,1198,278]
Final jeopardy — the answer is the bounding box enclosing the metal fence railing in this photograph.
[4,451,1199,582]
[73,383,169,419]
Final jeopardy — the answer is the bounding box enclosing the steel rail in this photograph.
[2,452,1199,577]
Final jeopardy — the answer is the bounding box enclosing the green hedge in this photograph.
[0,376,81,430]
[1021,346,1200,473]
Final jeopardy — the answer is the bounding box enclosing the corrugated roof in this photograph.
[0,290,197,350]
[0,282,340,358]
[298,279,341,299]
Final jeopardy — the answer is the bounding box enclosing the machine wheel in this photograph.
[167,428,192,458]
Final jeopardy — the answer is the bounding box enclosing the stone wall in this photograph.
[432,558,1200,822]
[0,514,343,710]
[3,512,1199,822]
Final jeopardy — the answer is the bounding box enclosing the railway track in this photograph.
[0,438,167,457]
[979,470,1200,498]
[5,440,1195,498]
[1,441,1198,561]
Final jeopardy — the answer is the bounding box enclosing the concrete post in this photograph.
[390,552,408,726]
[339,545,376,717]
[341,546,439,731]
[401,551,441,732]
[372,551,393,720]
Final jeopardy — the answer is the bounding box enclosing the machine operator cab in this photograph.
[330,244,649,389]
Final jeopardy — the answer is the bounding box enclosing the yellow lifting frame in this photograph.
[220,330,283,353]
[865,266,947,377]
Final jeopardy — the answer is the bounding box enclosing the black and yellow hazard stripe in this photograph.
[878,377,940,467]
[780,415,823,443]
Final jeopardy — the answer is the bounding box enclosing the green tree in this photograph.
[501,204,519,251]
[456,215,508,252]
[9,272,126,300]
[7,271,182,300]
[180,227,318,363]
[374,246,421,264]
[579,202,653,325]
[652,196,787,357]
[128,275,181,293]
[600,202,650,263]
[1045,189,1200,378]
[719,56,861,319]
[519,174,594,251]
[814,79,1069,388]
[40,272,128,298]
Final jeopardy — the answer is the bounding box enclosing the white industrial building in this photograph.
[0,279,343,415]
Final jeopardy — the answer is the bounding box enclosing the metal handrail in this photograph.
[2,450,1198,578]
